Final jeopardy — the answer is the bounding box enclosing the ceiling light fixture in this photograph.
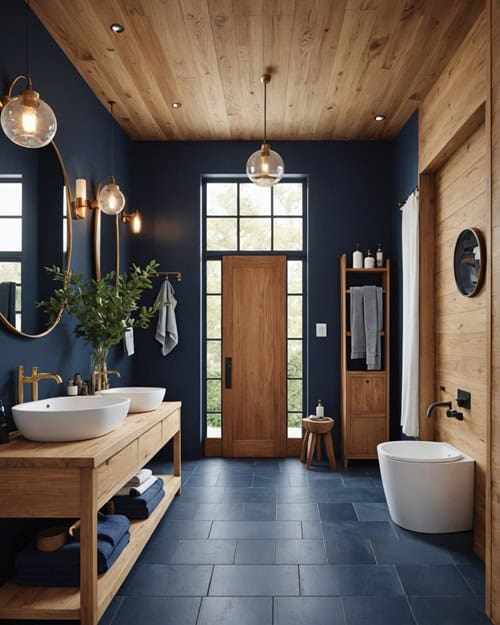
[110,23,125,33]
[246,74,284,187]
[171,102,182,109]
[95,101,126,215]
[374,114,386,122]
[0,2,57,148]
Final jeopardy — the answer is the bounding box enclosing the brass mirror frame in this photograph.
[0,141,73,338]
[453,227,486,298]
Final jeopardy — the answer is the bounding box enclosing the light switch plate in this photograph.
[316,323,327,337]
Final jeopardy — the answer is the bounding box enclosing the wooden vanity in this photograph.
[0,401,181,625]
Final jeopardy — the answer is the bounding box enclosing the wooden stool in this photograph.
[300,416,336,470]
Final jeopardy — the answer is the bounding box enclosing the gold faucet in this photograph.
[91,369,120,394]
[17,366,63,404]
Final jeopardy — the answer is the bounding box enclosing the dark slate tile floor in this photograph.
[0,458,492,625]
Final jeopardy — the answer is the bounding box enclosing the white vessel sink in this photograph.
[98,387,165,413]
[12,395,131,442]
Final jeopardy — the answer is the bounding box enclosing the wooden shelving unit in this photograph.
[0,402,182,625]
[340,254,390,468]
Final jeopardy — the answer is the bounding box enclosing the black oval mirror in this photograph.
[453,228,485,297]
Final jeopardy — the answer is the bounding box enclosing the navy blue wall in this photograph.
[130,141,395,459]
[0,0,133,584]
[390,111,419,439]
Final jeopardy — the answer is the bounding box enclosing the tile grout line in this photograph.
[454,562,481,596]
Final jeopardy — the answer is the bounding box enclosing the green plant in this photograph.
[38,260,161,352]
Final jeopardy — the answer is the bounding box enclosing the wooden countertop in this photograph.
[0,401,181,469]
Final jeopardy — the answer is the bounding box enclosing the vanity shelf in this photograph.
[0,401,182,625]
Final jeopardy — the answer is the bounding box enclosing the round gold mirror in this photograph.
[0,140,72,337]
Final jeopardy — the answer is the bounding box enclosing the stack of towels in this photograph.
[15,515,130,587]
[112,468,165,520]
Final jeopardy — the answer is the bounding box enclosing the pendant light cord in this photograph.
[25,0,31,77]
[263,79,267,145]
[109,101,115,178]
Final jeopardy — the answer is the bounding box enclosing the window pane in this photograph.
[288,379,303,412]
[274,183,302,216]
[207,295,221,338]
[0,183,22,216]
[16,286,21,311]
[288,413,303,438]
[240,217,271,251]
[240,183,271,215]
[206,183,237,215]
[288,340,303,378]
[207,260,221,293]
[0,261,21,282]
[207,413,221,428]
[207,340,222,378]
[288,295,302,338]
[274,217,302,250]
[287,260,302,294]
[207,379,221,412]
[0,219,22,251]
[207,217,237,251]
[15,313,21,330]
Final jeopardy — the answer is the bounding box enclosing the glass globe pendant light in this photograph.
[98,101,126,215]
[0,2,57,148]
[246,74,284,186]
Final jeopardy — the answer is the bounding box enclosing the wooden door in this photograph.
[222,255,287,457]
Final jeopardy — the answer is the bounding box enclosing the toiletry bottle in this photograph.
[0,401,10,444]
[376,243,384,268]
[80,381,89,396]
[74,373,83,395]
[316,400,324,418]
[352,243,363,269]
[364,250,375,269]
[67,378,78,396]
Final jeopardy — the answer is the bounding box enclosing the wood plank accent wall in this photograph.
[418,10,488,561]
[434,123,488,559]
[488,0,499,620]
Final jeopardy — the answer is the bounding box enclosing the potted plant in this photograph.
[39,260,161,390]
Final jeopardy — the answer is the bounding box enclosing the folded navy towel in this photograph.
[16,531,130,587]
[113,488,165,520]
[97,514,129,547]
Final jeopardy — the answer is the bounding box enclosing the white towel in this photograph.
[155,279,178,356]
[116,475,157,497]
[125,468,152,487]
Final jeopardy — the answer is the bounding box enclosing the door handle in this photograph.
[225,357,232,389]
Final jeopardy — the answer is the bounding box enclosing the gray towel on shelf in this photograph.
[363,286,383,371]
[350,286,365,359]
[155,279,178,356]
[0,282,16,325]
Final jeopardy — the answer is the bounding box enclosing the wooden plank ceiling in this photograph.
[31,0,484,141]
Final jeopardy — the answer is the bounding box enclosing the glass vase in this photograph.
[90,344,109,392]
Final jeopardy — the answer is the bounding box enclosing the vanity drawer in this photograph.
[138,422,162,463]
[162,408,180,443]
[97,439,139,505]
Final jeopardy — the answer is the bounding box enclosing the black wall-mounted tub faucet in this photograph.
[426,401,452,418]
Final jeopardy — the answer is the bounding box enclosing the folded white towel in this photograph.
[116,475,157,497]
[125,468,152,487]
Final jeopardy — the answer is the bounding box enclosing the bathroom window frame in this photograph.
[201,175,308,443]
[0,175,23,328]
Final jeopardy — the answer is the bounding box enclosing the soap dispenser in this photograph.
[352,243,363,269]
[315,400,324,418]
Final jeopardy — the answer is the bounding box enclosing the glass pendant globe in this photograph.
[246,144,284,187]
[0,90,57,148]
[98,182,126,215]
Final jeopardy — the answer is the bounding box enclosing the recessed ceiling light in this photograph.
[171,102,182,109]
[374,114,386,122]
[110,23,125,33]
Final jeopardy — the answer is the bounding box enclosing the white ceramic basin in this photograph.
[98,387,165,413]
[12,395,131,442]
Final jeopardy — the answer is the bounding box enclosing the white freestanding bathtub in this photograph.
[377,441,474,533]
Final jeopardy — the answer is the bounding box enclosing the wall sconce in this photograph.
[122,210,142,234]
[72,178,88,219]
[0,74,57,148]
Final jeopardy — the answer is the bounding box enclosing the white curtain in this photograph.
[401,191,419,437]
